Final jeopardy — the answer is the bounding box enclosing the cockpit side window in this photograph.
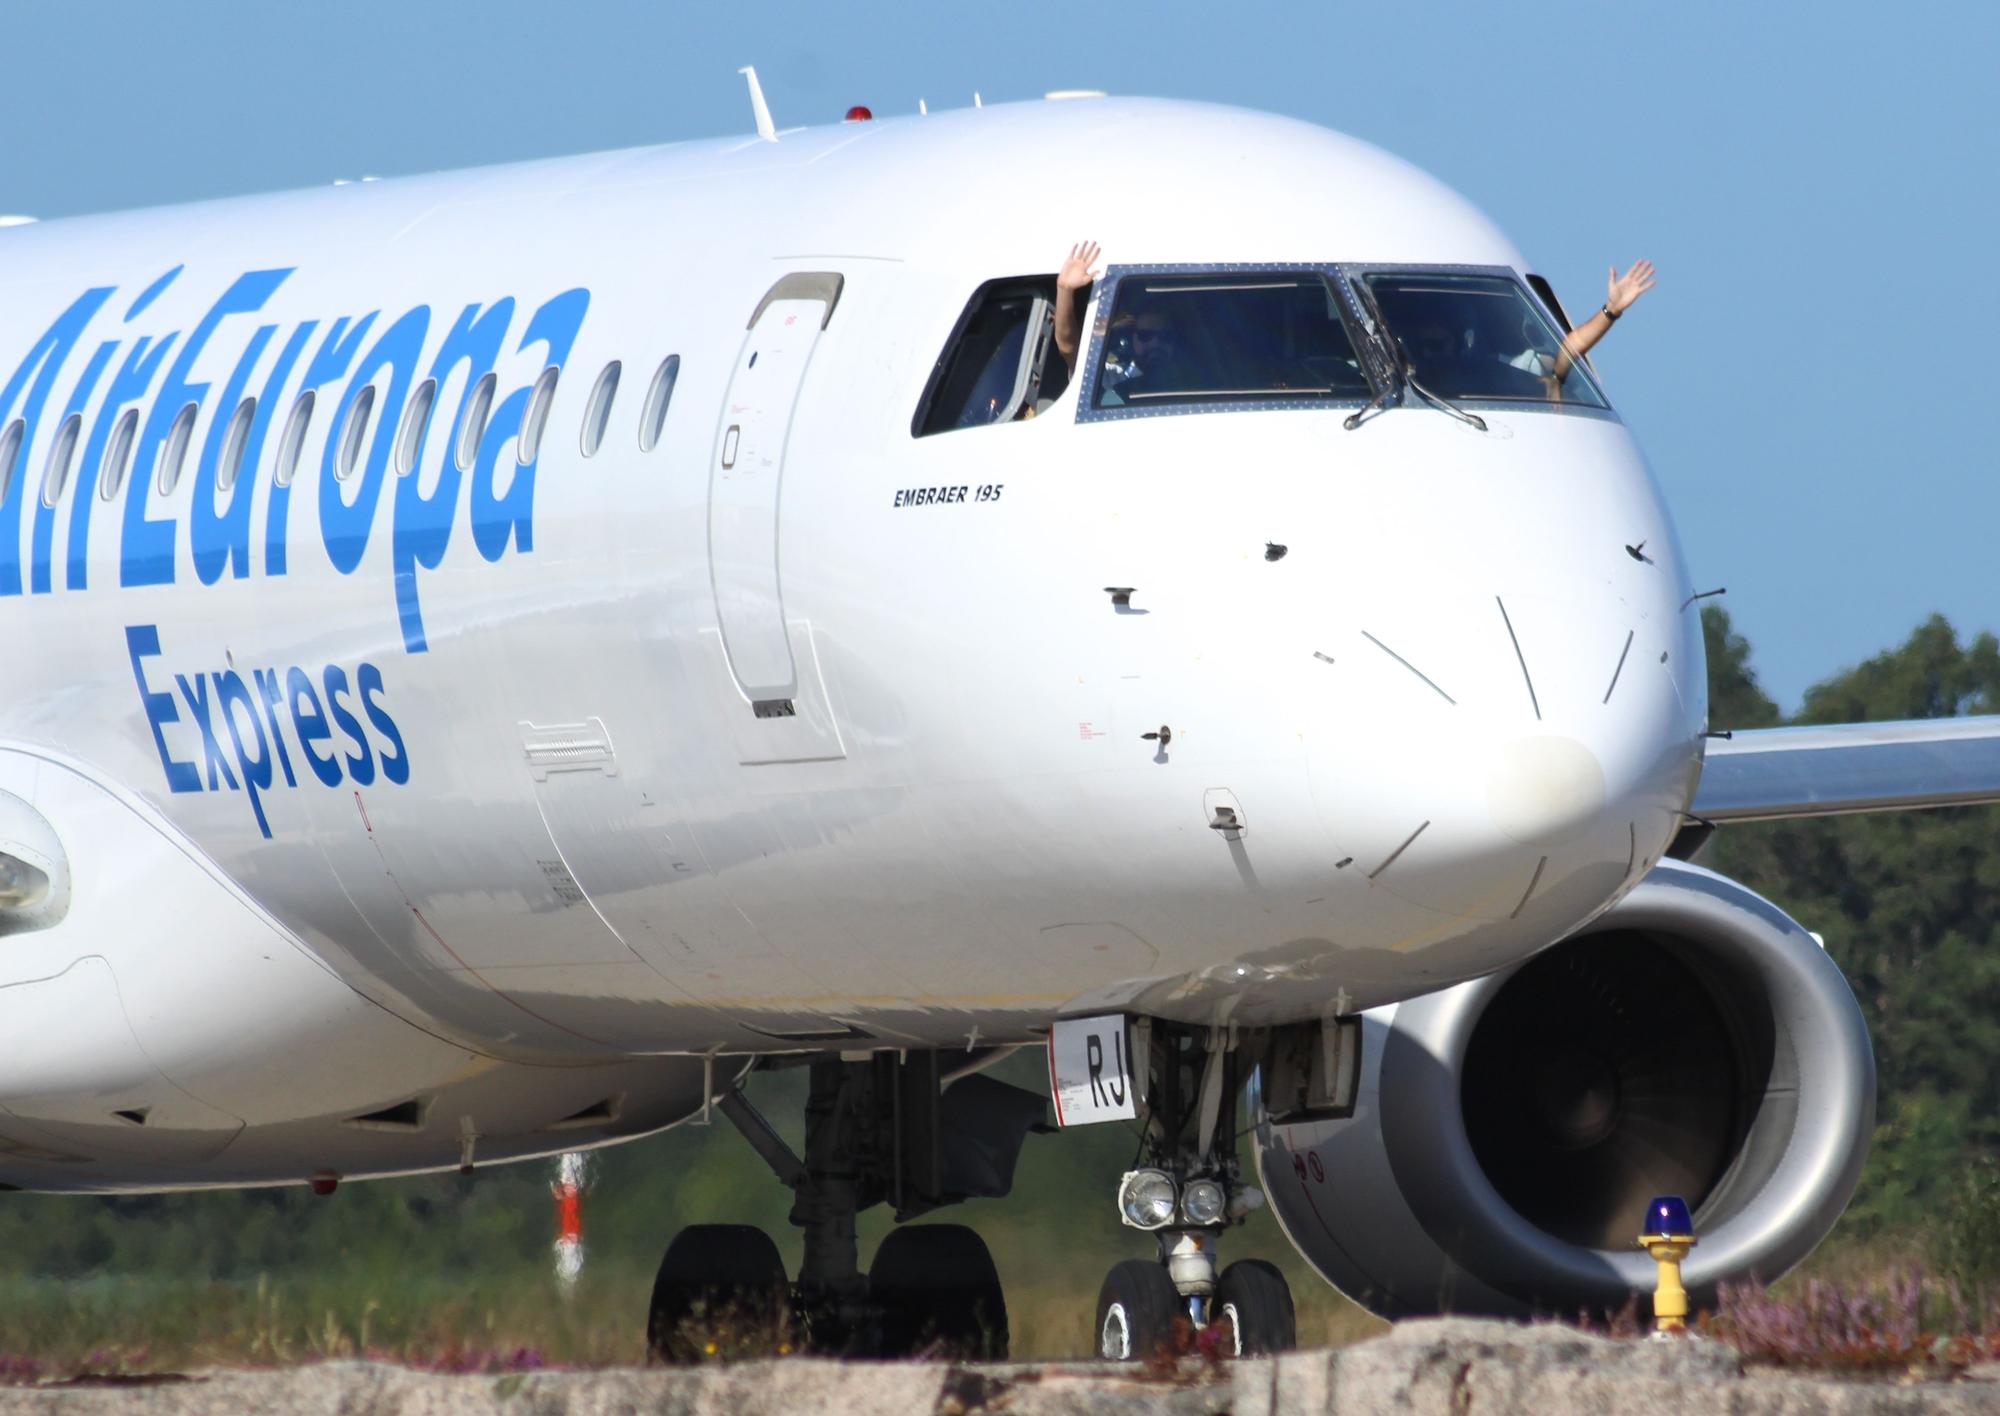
[1524,274,1572,334]
[913,277,1066,437]
[1359,270,1608,408]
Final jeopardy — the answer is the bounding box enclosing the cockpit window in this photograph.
[914,278,1065,436]
[1088,272,1371,414]
[1360,271,1607,408]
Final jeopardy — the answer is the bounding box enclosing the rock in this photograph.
[1234,1319,2000,1415]
[0,1325,1997,1414]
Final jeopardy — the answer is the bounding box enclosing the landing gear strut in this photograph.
[1093,1022,1296,1360]
[647,1051,1038,1360]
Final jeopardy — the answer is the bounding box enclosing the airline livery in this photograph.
[3,90,1997,1359]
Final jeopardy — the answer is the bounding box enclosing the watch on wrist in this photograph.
[1602,303,1621,322]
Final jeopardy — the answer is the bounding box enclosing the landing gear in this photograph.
[1215,1259,1296,1355]
[1093,1020,1297,1361]
[871,1223,1008,1358]
[1096,1258,1183,1359]
[645,1223,789,1361]
[647,1050,1041,1361]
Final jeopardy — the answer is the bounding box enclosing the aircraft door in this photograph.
[709,272,843,706]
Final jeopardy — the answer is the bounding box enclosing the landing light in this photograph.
[0,852,48,912]
[1180,1178,1227,1226]
[1117,1168,1177,1229]
[0,791,67,935]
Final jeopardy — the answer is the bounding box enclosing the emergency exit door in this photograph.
[709,272,843,706]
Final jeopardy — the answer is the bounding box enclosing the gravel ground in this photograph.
[0,1319,1997,1414]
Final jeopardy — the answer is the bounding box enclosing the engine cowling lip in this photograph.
[1376,859,1875,1311]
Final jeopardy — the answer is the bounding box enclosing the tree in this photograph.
[1703,610,2000,1233]
[1702,606,1781,731]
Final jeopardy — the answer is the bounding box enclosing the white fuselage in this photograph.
[0,98,1705,1189]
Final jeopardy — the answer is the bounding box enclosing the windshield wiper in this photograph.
[1343,279,1403,430]
[1341,278,1488,433]
[1342,387,1392,430]
[1402,368,1487,432]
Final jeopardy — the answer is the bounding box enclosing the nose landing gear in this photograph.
[1092,1022,1296,1361]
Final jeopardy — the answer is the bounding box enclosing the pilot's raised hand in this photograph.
[1554,258,1658,381]
[1053,240,1103,376]
[1059,240,1102,294]
[1606,259,1656,316]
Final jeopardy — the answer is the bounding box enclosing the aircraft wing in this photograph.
[1693,717,2000,823]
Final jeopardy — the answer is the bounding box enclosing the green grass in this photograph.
[0,1250,1380,1371]
[0,1058,1385,1369]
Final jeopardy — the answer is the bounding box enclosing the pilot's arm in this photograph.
[1054,240,1102,376]
[1554,259,1656,379]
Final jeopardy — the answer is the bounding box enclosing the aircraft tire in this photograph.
[646,1223,790,1362]
[1216,1258,1296,1355]
[1095,1258,1182,1361]
[869,1223,1008,1359]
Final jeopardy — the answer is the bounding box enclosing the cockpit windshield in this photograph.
[1091,273,1371,411]
[1360,271,1607,408]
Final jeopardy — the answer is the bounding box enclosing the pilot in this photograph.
[1053,239,1101,377]
[1084,302,1207,408]
[1053,241,1198,403]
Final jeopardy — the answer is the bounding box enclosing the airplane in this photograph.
[3,85,1998,1362]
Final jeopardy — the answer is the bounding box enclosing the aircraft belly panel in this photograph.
[526,746,861,1038]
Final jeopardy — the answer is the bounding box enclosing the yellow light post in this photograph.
[1638,1195,1696,1334]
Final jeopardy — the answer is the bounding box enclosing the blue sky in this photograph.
[3,1,1995,712]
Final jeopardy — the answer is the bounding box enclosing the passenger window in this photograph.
[457,372,496,470]
[1091,272,1371,412]
[638,355,679,452]
[1358,271,1607,408]
[157,403,197,496]
[100,407,138,500]
[915,278,1063,436]
[0,419,20,505]
[580,361,620,457]
[335,385,377,481]
[274,391,315,488]
[41,413,81,508]
[217,397,256,493]
[396,378,437,477]
[518,365,560,464]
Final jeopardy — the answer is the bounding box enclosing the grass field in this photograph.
[0,1053,1988,1372]
[0,1057,1388,1369]
[0,1261,1384,1371]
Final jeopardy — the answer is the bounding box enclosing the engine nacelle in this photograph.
[1254,859,1875,1317]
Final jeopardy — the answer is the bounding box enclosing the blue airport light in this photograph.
[1639,1194,1698,1333]
[1643,1194,1694,1238]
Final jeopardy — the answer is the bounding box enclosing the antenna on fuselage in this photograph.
[738,66,778,142]
[973,91,983,107]
[919,98,928,115]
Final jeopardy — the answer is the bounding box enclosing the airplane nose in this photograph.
[1307,586,1699,927]
[1486,736,1607,849]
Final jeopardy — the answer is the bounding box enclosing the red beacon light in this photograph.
[844,105,873,122]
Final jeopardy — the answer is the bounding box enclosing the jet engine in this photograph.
[1254,858,1875,1317]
